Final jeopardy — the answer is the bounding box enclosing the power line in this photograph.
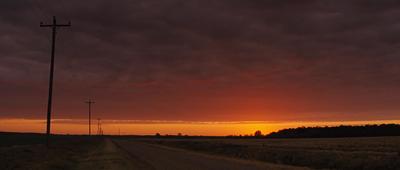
[40,16,71,147]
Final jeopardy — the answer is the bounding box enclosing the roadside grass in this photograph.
[0,134,102,170]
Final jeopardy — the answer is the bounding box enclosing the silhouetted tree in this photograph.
[254,130,263,137]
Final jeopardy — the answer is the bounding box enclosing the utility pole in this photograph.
[40,16,71,146]
[85,99,95,135]
[97,118,103,136]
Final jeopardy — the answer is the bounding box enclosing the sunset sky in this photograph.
[1,0,400,135]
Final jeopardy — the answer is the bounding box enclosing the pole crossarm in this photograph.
[40,23,71,27]
[40,17,71,27]
[85,100,95,104]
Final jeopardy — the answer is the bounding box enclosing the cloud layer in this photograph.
[1,0,400,121]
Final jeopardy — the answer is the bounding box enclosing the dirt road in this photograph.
[113,139,307,170]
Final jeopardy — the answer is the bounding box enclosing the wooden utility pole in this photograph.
[40,16,71,146]
[85,99,95,135]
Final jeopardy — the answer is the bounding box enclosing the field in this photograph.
[137,136,400,170]
[1,132,400,169]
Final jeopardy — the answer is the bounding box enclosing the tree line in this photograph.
[265,124,400,138]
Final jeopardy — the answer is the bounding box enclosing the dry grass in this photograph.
[0,135,102,170]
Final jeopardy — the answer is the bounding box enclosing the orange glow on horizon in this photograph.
[1,119,400,136]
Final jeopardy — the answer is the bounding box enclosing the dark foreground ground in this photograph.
[137,136,400,170]
[0,133,399,170]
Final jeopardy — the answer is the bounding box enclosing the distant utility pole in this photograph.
[97,118,103,136]
[85,99,95,135]
[40,16,71,146]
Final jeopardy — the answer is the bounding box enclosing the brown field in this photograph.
[1,133,399,170]
[135,136,400,170]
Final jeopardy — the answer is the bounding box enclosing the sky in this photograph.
[1,0,400,135]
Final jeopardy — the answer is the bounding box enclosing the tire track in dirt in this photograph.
[111,139,156,170]
[113,139,309,170]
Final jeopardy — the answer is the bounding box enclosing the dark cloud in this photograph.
[1,0,400,121]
